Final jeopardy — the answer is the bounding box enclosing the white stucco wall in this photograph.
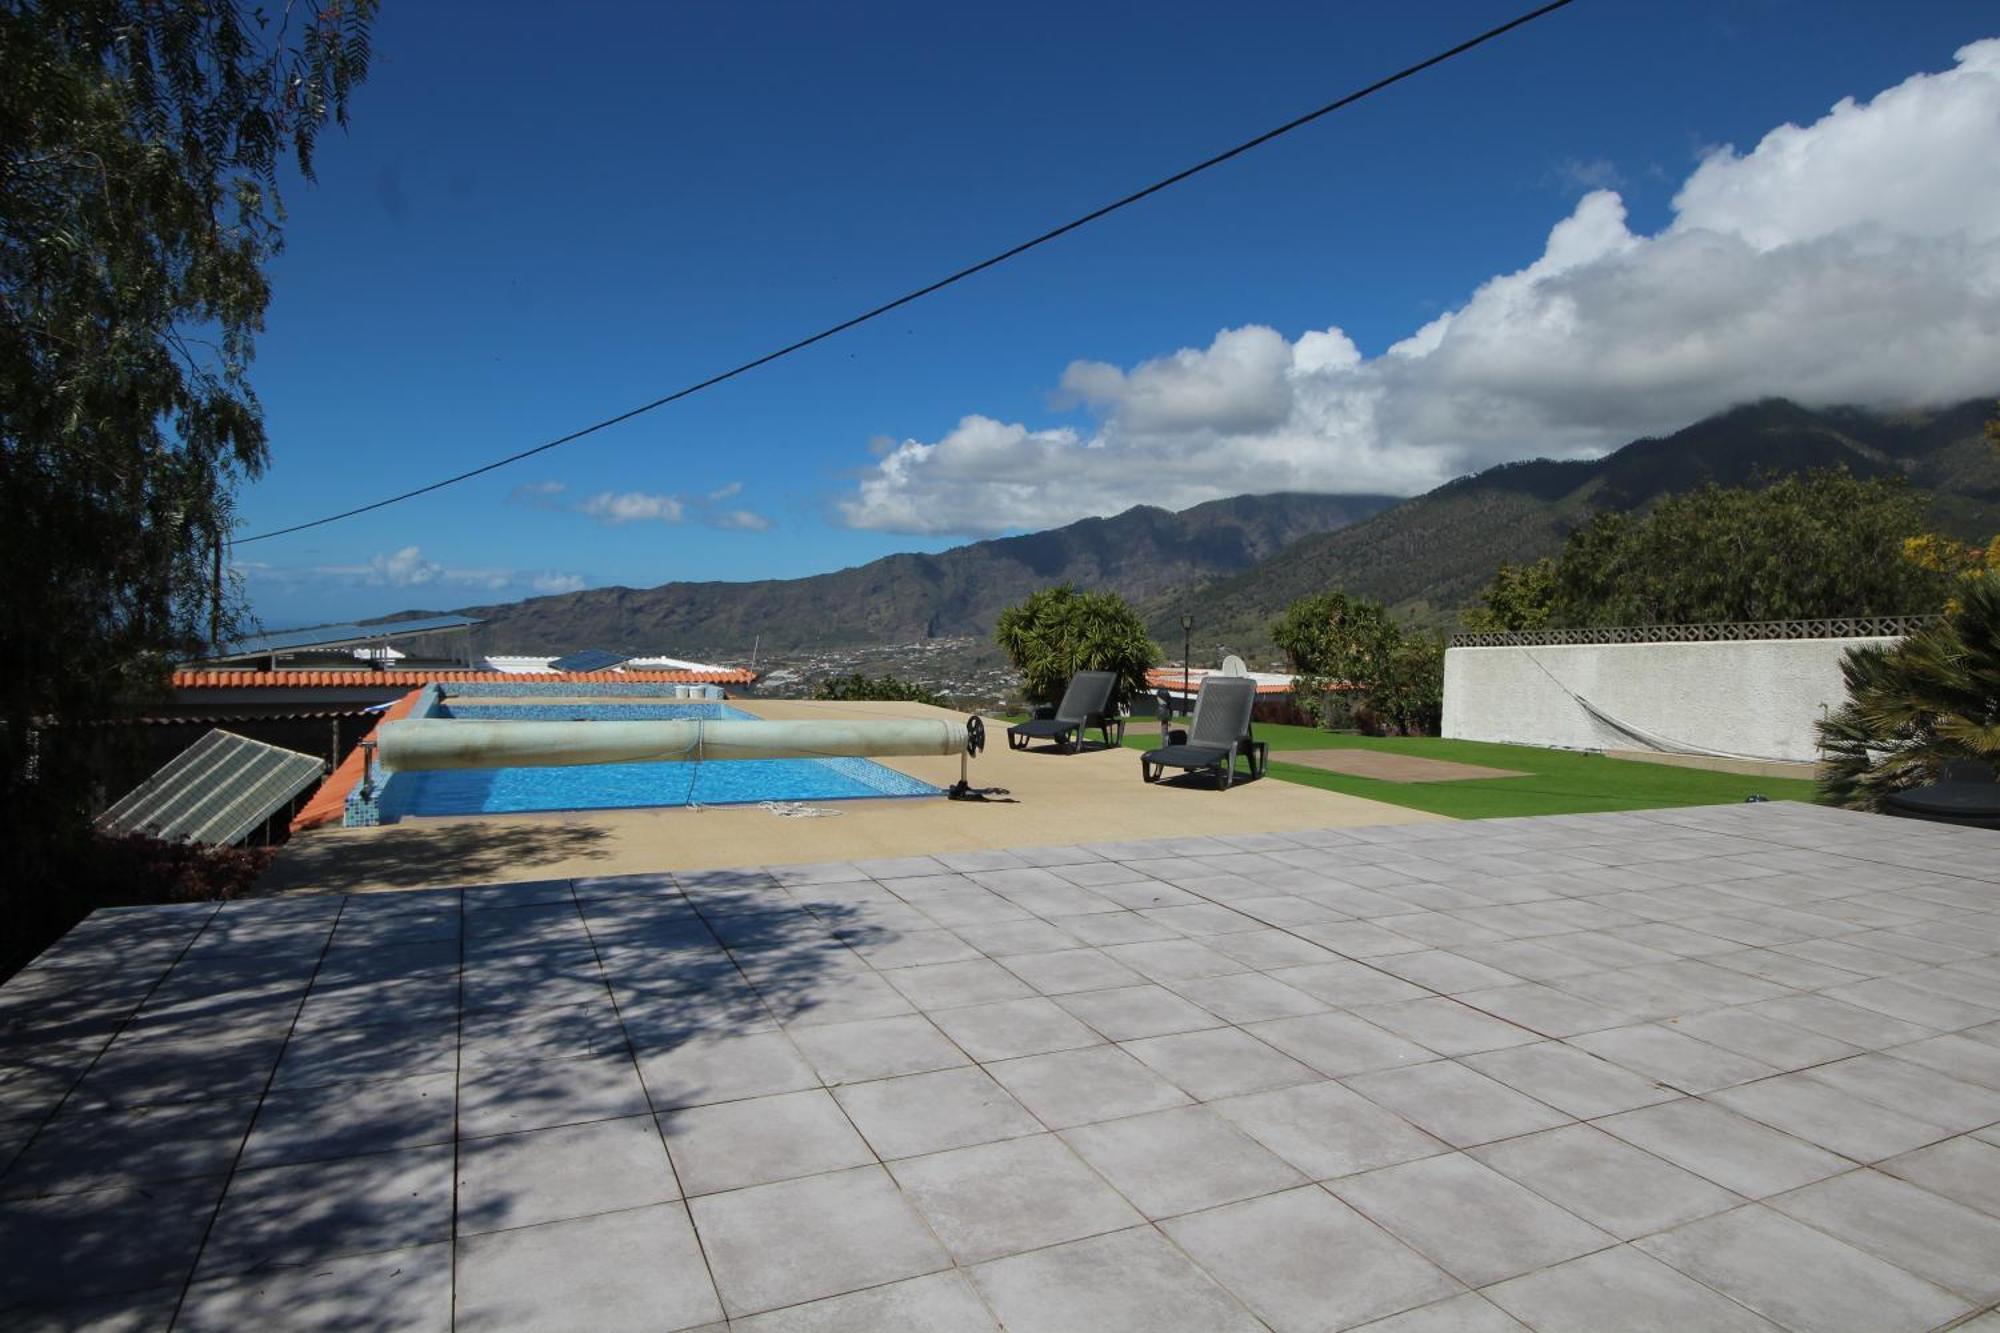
[1442,637,1900,763]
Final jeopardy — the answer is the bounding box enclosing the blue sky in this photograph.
[236,1,2000,626]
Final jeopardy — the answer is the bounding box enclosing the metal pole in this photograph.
[1179,614,1193,718]
[210,532,223,653]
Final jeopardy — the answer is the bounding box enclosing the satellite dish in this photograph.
[1220,655,1248,677]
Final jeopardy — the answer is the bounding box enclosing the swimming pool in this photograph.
[375,700,942,818]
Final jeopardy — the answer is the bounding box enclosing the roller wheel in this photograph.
[965,715,987,758]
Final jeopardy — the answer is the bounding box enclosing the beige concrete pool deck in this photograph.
[261,699,1437,896]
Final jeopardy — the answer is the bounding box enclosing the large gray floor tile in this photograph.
[1877,1134,2000,1218]
[1170,972,1329,1024]
[884,958,1035,1010]
[1121,1026,1320,1100]
[196,1145,454,1278]
[177,1241,451,1332]
[832,1066,1039,1159]
[1802,1051,2000,1133]
[0,1099,256,1198]
[730,1271,997,1332]
[1594,1098,1851,1197]
[784,1014,967,1085]
[456,1203,722,1332]
[271,1020,457,1089]
[968,1226,1262,1333]
[1449,982,1633,1038]
[1101,938,1253,983]
[926,996,1103,1061]
[1061,1104,1303,1217]
[635,1031,819,1109]
[458,1055,651,1136]
[1211,1080,1449,1180]
[1885,1032,2000,1091]
[1482,1244,1778,1332]
[689,1165,948,1317]
[1710,1071,1954,1161]
[997,947,1144,995]
[1264,960,1429,1007]
[985,1045,1190,1128]
[1350,1292,1527,1332]
[457,1113,679,1235]
[1569,1024,1777,1093]
[1746,994,1937,1049]
[240,1072,455,1167]
[1053,983,1224,1040]
[1663,1007,1861,1071]
[1471,1124,1741,1239]
[1331,1153,1615,1287]
[0,1176,223,1307]
[1343,1061,1571,1149]
[888,1132,1140,1263]
[1460,1040,1676,1119]
[1768,1168,2000,1301]
[662,1088,873,1195]
[1241,1012,1434,1079]
[1635,1204,1969,1333]
[1353,997,1540,1057]
[1163,1186,1460,1332]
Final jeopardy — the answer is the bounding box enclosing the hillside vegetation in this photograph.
[395,397,2000,664]
[1147,397,2000,652]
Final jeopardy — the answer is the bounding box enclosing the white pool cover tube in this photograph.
[375,717,968,772]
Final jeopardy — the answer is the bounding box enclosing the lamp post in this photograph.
[1179,613,1194,718]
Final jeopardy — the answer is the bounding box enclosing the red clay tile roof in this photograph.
[175,668,756,688]
[291,689,425,833]
[1144,668,1296,695]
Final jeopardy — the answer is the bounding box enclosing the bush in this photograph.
[994,585,1158,707]
[1817,573,2000,812]
[1466,470,1955,630]
[811,673,945,706]
[1273,591,1444,735]
[2,831,273,982]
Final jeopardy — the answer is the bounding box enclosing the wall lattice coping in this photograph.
[1448,615,1939,649]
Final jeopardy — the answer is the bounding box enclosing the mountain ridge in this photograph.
[381,395,2000,662]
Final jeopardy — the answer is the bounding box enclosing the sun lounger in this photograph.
[1141,676,1266,789]
[1006,670,1122,753]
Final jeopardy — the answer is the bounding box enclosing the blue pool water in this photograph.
[440,701,751,721]
[376,701,941,817]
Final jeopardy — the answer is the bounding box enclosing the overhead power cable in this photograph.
[235,0,1576,545]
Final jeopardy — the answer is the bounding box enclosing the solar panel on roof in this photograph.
[97,730,326,845]
[213,614,479,660]
[548,648,631,673]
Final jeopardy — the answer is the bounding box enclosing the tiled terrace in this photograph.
[3,801,2000,1330]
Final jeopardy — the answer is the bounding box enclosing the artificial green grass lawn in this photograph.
[1097,718,1818,820]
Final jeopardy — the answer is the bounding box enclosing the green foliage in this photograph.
[1371,632,1447,736]
[1272,591,1394,689]
[2,1,375,942]
[1465,470,1956,632]
[994,584,1158,706]
[1463,557,1560,632]
[810,673,945,706]
[1272,591,1442,735]
[1817,574,2000,812]
[1540,470,1951,627]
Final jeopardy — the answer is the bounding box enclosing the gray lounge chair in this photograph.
[1007,670,1121,753]
[1141,676,1267,789]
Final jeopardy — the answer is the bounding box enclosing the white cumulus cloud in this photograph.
[580,490,686,525]
[838,39,2000,536]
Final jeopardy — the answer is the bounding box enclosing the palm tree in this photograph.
[994,585,1159,708]
[1818,574,2000,811]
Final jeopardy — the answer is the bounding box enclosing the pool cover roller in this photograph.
[375,716,976,772]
